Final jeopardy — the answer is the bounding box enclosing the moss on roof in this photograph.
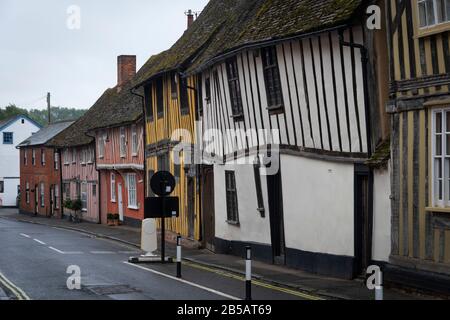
[365,139,391,169]
[134,0,363,85]
[47,79,142,148]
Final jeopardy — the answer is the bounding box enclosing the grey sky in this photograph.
[0,0,208,110]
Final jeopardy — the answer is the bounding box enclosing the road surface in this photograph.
[0,217,317,300]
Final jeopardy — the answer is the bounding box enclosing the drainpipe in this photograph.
[58,148,64,219]
[339,27,375,267]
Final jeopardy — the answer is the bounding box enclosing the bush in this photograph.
[107,213,114,220]
[64,199,73,210]
[113,213,120,221]
[71,199,82,212]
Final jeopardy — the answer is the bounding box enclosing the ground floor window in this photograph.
[127,173,137,209]
[40,182,45,207]
[0,181,3,193]
[225,171,239,224]
[26,182,30,204]
[111,173,116,202]
[81,182,87,211]
[54,184,60,209]
[432,108,450,207]
[63,183,71,201]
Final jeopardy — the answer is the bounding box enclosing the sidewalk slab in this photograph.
[0,208,438,300]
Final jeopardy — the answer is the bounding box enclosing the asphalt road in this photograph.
[0,217,311,300]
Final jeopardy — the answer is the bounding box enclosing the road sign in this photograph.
[150,171,176,197]
[144,196,180,219]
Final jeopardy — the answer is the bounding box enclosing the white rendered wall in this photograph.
[214,156,272,245]
[0,117,40,206]
[281,154,355,257]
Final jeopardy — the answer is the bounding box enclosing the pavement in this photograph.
[0,208,439,300]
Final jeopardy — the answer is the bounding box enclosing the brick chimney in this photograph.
[186,9,194,29]
[117,55,136,87]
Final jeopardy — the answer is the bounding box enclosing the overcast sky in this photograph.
[0,0,209,110]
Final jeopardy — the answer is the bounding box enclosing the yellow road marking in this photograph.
[183,261,324,300]
[0,272,30,300]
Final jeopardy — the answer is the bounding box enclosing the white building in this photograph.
[0,115,42,207]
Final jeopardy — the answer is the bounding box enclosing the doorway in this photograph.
[354,165,373,277]
[202,166,215,251]
[267,168,286,265]
[187,176,195,240]
[118,183,124,222]
[49,186,54,217]
[34,185,39,215]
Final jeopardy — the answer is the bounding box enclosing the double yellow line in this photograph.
[0,271,30,300]
[183,261,324,300]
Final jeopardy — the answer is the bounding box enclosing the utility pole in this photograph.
[47,92,51,124]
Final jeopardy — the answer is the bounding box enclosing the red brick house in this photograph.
[17,121,74,217]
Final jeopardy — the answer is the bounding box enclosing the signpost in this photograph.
[147,171,178,264]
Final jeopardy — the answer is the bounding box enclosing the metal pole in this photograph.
[245,246,252,300]
[176,235,182,278]
[375,270,383,300]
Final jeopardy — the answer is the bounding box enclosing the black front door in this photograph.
[267,169,286,265]
[354,165,372,276]
[202,166,215,251]
[187,176,195,239]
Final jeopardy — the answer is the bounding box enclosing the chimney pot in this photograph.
[117,55,136,87]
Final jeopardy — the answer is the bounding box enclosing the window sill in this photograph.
[128,206,139,211]
[226,220,240,226]
[425,207,450,214]
[132,153,138,157]
[415,22,450,39]
[111,200,117,203]
[267,105,285,115]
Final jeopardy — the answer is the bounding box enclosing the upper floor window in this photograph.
[171,73,178,100]
[120,127,127,158]
[87,147,94,164]
[32,149,36,166]
[156,78,164,119]
[64,149,70,165]
[72,149,77,164]
[205,75,211,104]
[180,77,190,116]
[261,46,284,113]
[54,152,59,170]
[3,132,13,144]
[98,132,105,159]
[24,150,28,166]
[145,85,154,121]
[432,108,450,207]
[41,149,46,166]
[418,0,450,28]
[131,125,138,156]
[80,148,86,165]
[225,57,244,120]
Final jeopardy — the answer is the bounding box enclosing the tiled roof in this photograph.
[17,121,74,148]
[134,0,363,86]
[47,79,143,148]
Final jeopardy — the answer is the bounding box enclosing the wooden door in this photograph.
[267,169,286,265]
[202,166,215,251]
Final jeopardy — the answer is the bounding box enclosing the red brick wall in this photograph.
[20,147,62,217]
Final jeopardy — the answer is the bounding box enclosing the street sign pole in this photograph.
[160,180,166,264]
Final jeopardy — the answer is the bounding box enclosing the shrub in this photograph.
[71,199,82,212]
[64,199,73,210]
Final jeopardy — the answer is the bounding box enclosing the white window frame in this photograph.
[24,150,28,166]
[72,149,77,164]
[41,149,46,166]
[432,108,450,207]
[80,148,86,165]
[81,182,87,212]
[418,0,450,28]
[64,149,70,165]
[26,182,30,204]
[40,182,45,207]
[32,149,36,166]
[120,127,127,158]
[54,151,59,170]
[111,173,116,203]
[54,184,60,209]
[98,133,105,159]
[131,125,138,156]
[127,173,138,209]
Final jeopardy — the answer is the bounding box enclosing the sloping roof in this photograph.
[47,79,143,148]
[0,114,42,132]
[134,0,363,86]
[17,121,74,148]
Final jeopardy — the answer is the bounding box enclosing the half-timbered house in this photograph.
[17,121,73,218]
[87,56,146,227]
[139,0,390,279]
[386,0,450,292]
